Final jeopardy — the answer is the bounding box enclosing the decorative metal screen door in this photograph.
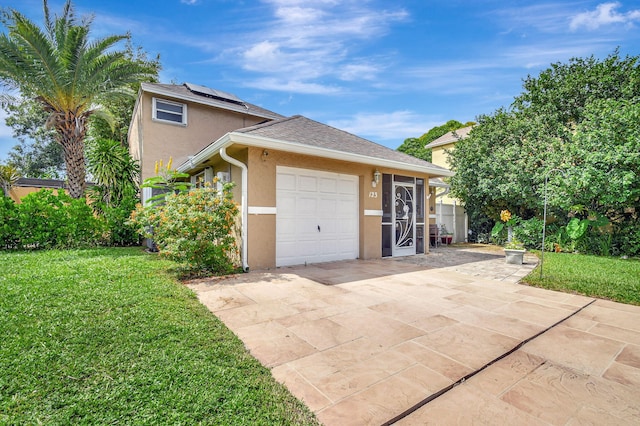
[393,183,416,256]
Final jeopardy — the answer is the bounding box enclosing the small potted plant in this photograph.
[440,224,453,245]
[504,238,526,264]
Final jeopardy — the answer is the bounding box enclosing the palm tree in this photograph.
[0,164,20,197]
[0,0,154,198]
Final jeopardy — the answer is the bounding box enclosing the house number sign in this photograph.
[368,191,378,198]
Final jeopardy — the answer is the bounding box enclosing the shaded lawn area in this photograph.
[0,248,319,425]
[524,251,640,305]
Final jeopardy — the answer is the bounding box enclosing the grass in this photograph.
[0,247,319,425]
[524,251,640,305]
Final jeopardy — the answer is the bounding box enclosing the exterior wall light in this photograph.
[372,169,381,187]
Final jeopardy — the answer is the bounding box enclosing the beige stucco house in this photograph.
[425,126,473,243]
[129,82,453,270]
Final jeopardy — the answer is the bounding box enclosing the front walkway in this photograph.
[186,245,640,425]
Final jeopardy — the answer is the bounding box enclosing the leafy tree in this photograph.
[397,120,474,162]
[0,0,155,198]
[449,50,640,255]
[3,98,64,178]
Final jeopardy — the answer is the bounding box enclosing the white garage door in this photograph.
[276,166,359,267]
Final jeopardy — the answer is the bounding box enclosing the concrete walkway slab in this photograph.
[186,245,640,425]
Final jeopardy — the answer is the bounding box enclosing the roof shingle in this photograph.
[236,115,450,171]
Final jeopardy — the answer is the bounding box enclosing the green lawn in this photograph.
[0,248,319,425]
[524,251,640,305]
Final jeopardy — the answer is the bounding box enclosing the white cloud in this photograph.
[328,111,442,143]
[488,3,577,34]
[242,77,342,95]
[181,0,198,4]
[232,1,408,94]
[570,2,640,31]
[339,63,381,81]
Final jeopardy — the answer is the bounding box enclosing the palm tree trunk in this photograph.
[55,110,89,199]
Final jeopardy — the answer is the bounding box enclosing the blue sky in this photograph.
[1,0,640,161]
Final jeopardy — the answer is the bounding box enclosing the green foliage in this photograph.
[0,248,320,424]
[0,164,20,196]
[2,98,65,178]
[0,195,18,248]
[514,217,544,249]
[141,158,191,206]
[131,183,240,275]
[97,190,141,246]
[397,119,474,162]
[449,50,640,256]
[88,40,161,144]
[397,137,431,161]
[85,138,141,246]
[565,218,589,240]
[612,220,640,258]
[0,0,157,197]
[0,190,104,249]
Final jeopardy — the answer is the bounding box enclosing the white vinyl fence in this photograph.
[436,200,468,243]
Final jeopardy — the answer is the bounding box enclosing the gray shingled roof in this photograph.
[425,125,474,149]
[235,115,450,171]
[140,83,284,120]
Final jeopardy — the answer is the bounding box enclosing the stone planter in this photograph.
[504,248,526,265]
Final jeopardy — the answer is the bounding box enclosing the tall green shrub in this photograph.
[14,190,104,249]
[0,195,19,249]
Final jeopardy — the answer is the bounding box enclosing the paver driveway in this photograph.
[187,245,640,425]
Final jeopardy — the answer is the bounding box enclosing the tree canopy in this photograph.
[0,0,156,197]
[3,98,64,178]
[449,50,640,255]
[397,119,474,162]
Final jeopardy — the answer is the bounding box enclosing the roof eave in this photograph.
[177,132,454,178]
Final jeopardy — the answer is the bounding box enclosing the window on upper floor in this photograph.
[152,97,187,125]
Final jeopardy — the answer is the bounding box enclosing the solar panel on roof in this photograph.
[184,82,245,105]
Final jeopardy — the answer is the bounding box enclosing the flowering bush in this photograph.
[491,209,521,247]
[130,181,240,275]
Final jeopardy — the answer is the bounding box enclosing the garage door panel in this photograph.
[296,196,317,216]
[276,166,359,267]
[319,177,338,193]
[298,175,318,192]
[338,179,357,195]
[318,197,337,217]
[336,199,357,216]
[337,219,357,234]
[277,173,297,191]
[276,194,296,218]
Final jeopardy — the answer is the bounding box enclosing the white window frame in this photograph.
[192,171,206,188]
[152,97,187,126]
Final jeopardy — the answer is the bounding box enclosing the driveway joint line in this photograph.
[381,297,598,426]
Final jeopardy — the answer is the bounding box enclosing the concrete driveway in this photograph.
[187,245,640,425]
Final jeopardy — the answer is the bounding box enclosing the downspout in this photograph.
[219,147,249,272]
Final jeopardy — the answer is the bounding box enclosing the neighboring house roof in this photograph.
[179,115,453,177]
[15,178,66,188]
[139,82,284,121]
[429,177,449,188]
[425,125,474,149]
